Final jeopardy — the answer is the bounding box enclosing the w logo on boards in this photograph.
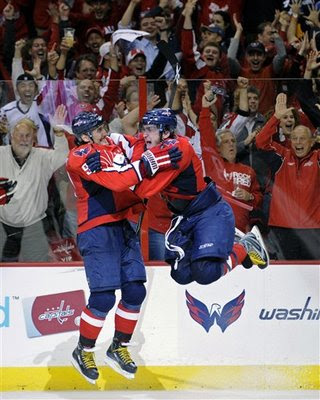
[185,290,245,332]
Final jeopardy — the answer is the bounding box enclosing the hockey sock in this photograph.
[79,307,105,348]
[223,243,251,274]
[114,301,141,343]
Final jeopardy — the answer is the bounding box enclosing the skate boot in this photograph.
[240,225,269,269]
[105,339,137,379]
[71,342,99,384]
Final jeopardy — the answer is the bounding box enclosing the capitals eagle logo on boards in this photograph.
[185,290,245,332]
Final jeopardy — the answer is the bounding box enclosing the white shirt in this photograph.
[0,135,69,227]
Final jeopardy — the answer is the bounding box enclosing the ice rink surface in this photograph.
[1,390,319,400]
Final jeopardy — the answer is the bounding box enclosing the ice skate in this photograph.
[240,225,269,269]
[71,343,99,384]
[105,339,137,379]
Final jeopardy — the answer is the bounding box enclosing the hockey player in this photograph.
[0,178,16,205]
[86,108,269,287]
[66,112,182,384]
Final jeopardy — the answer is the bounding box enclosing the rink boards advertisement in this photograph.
[1,263,319,391]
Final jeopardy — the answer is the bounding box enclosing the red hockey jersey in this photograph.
[66,139,145,233]
[110,133,206,202]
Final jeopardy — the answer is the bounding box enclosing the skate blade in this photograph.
[71,357,97,385]
[105,356,136,380]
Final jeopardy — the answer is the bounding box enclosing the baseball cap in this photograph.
[85,26,105,40]
[143,6,164,18]
[246,41,266,54]
[16,73,36,85]
[99,41,111,58]
[62,0,74,7]
[126,49,146,65]
[201,24,225,39]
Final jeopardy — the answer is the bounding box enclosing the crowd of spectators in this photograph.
[0,0,319,262]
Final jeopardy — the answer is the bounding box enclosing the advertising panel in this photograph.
[22,290,86,338]
[1,263,319,391]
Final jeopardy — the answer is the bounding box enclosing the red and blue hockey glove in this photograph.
[0,178,17,205]
[140,146,182,177]
[85,151,102,173]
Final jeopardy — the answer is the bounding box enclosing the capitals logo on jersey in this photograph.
[74,146,90,157]
[186,290,245,332]
[160,138,177,149]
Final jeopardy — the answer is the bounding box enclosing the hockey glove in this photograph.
[85,151,102,173]
[140,146,182,177]
[0,178,17,205]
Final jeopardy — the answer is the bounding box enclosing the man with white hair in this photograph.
[0,107,69,262]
